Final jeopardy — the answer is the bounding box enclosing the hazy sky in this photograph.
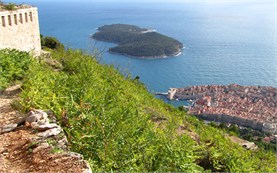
[6,0,274,3]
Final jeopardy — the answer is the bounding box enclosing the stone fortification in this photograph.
[167,88,177,100]
[0,5,41,55]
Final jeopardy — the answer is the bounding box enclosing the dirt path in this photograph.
[0,85,23,127]
[0,85,91,173]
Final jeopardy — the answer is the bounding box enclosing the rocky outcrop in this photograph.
[0,91,92,173]
[228,135,258,150]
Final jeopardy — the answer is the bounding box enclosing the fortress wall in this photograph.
[0,7,41,55]
[167,88,177,100]
[194,113,275,133]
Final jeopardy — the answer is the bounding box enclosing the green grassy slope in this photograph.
[2,49,275,172]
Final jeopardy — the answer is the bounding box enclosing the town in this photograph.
[168,84,277,134]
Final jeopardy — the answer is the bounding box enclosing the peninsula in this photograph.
[92,24,183,58]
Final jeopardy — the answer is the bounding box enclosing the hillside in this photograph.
[92,24,183,58]
[0,48,276,172]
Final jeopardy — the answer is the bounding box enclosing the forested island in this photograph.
[92,24,183,58]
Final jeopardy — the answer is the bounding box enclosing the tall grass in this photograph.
[17,48,276,172]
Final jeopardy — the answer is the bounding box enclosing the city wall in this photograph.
[194,113,276,134]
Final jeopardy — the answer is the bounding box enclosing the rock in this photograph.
[31,123,59,131]
[4,84,21,92]
[30,122,39,129]
[57,136,68,150]
[25,109,49,125]
[0,108,93,172]
[64,152,84,159]
[241,142,258,150]
[82,161,92,173]
[33,109,49,125]
[25,115,38,123]
[16,117,27,126]
[44,58,63,70]
[1,123,18,133]
[2,84,21,97]
[46,110,57,123]
[32,143,50,153]
[37,126,62,138]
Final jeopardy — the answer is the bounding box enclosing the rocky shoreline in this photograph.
[166,84,277,134]
[108,47,183,59]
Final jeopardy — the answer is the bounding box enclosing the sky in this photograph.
[5,0,275,3]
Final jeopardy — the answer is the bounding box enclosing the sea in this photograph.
[9,0,277,105]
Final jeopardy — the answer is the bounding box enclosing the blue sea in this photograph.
[9,0,277,95]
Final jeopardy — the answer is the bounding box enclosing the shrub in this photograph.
[40,34,45,48]
[41,35,64,50]
[3,3,16,11]
[0,49,31,90]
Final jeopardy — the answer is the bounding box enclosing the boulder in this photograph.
[31,123,59,131]
[1,123,18,133]
[25,109,49,125]
[38,126,62,138]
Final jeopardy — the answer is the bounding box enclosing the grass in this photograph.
[1,48,275,172]
[0,49,31,90]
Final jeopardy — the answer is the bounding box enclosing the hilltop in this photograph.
[92,24,183,58]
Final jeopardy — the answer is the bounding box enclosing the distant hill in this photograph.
[92,24,183,58]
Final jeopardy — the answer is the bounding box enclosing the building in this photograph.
[0,4,41,55]
[167,88,177,100]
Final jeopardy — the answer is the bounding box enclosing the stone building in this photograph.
[0,4,41,55]
[167,88,177,100]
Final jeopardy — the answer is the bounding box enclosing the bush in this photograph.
[3,3,16,11]
[41,35,64,50]
[0,49,31,90]
[40,34,45,48]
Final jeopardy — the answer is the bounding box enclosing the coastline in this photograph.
[108,48,183,59]
[140,29,157,34]
[91,36,183,59]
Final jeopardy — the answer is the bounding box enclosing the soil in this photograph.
[0,85,90,173]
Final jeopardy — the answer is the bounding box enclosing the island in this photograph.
[92,24,183,58]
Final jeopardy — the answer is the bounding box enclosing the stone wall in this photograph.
[194,113,276,134]
[0,7,41,55]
